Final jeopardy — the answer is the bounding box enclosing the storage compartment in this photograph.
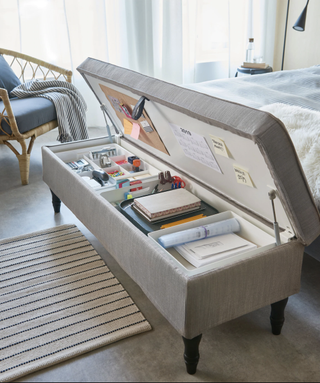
[42,137,305,342]
[45,139,279,277]
[149,211,276,275]
[41,58,320,371]
[51,142,161,191]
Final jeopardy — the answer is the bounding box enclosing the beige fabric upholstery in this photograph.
[43,147,304,338]
[42,59,317,339]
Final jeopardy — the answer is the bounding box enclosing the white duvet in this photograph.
[260,103,320,209]
[186,67,320,209]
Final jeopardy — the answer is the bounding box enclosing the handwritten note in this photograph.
[131,123,141,140]
[123,119,133,135]
[210,135,229,158]
[170,124,222,173]
[233,165,254,187]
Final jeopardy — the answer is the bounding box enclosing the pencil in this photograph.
[160,214,206,229]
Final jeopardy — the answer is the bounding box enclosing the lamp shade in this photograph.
[293,0,309,31]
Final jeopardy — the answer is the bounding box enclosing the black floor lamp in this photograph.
[281,0,310,70]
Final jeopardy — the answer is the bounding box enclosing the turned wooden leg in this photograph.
[182,334,202,374]
[51,190,61,213]
[270,297,289,335]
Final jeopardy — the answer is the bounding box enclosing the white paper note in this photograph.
[170,124,222,173]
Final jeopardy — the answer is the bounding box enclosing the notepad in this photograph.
[133,189,201,221]
[175,233,257,268]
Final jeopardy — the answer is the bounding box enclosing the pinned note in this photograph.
[131,122,141,140]
[123,119,133,135]
[108,95,122,113]
[233,165,254,187]
[210,135,229,158]
[140,120,153,132]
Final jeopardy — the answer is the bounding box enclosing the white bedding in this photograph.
[186,66,320,208]
[261,103,320,209]
[186,65,320,111]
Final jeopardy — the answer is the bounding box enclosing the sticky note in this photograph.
[210,135,229,157]
[131,123,140,140]
[233,165,254,187]
[123,119,133,135]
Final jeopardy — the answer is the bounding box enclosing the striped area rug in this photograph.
[0,224,151,382]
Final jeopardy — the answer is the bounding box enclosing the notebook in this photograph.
[133,189,201,221]
[174,233,257,268]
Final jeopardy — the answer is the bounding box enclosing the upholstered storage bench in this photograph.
[42,58,320,374]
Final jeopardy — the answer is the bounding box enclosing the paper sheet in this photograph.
[170,124,222,173]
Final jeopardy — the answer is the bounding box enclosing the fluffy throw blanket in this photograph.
[12,79,89,143]
[261,103,320,209]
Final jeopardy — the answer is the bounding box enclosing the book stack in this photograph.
[132,188,201,222]
[175,233,257,268]
[241,62,268,69]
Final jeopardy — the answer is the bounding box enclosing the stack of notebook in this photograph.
[175,233,257,268]
[132,188,201,222]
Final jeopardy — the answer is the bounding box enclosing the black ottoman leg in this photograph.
[50,189,61,213]
[182,334,202,374]
[270,297,289,335]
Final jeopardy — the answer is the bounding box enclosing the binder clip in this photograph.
[131,96,149,120]
[159,171,173,185]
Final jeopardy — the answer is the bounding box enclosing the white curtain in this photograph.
[0,0,276,127]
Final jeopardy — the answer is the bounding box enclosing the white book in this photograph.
[174,233,257,268]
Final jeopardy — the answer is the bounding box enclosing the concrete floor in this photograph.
[1,128,320,382]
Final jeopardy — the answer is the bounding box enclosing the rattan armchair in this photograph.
[0,48,72,185]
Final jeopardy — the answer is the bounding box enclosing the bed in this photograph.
[186,66,320,261]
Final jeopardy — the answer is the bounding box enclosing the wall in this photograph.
[273,0,320,71]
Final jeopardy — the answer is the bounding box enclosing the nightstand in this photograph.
[235,66,273,77]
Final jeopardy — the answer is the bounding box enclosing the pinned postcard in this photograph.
[131,123,141,140]
[123,119,133,135]
[170,124,222,173]
[140,120,153,133]
[210,135,229,158]
[108,95,122,113]
[233,165,254,187]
